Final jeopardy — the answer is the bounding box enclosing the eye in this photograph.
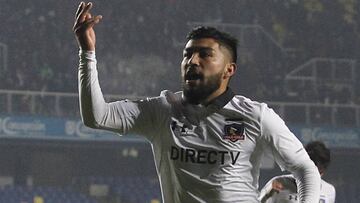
[183,51,192,58]
[199,50,211,58]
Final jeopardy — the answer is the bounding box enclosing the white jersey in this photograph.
[78,50,321,203]
[259,174,336,203]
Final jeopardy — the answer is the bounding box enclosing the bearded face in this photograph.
[182,69,223,104]
[181,38,234,105]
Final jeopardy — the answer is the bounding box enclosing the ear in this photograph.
[224,63,237,79]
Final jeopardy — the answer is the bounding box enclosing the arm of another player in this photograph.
[259,177,284,203]
[260,106,321,203]
[329,184,336,203]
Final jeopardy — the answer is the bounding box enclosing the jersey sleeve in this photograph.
[258,177,277,203]
[260,104,321,203]
[329,184,336,203]
[78,50,169,141]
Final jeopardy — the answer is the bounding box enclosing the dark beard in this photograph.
[182,72,222,105]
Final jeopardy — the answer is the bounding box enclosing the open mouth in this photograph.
[185,73,203,84]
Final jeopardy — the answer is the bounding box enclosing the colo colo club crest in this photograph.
[223,123,245,142]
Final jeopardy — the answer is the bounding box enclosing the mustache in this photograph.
[184,71,203,80]
[184,65,203,80]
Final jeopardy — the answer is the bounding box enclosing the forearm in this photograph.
[259,178,277,203]
[292,160,321,203]
[78,50,108,128]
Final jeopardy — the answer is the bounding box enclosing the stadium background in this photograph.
[0,0,359,202]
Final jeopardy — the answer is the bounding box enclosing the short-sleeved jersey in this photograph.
[78,51,321,203]
[259,174,336,203]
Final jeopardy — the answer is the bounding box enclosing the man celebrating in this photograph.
[73,2,320,202]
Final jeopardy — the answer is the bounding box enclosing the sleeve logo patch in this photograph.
[223,123,245,142]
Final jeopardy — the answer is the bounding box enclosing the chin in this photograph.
[183,87,210,105]
[182,77,221,104]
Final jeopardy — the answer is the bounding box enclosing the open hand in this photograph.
[73,2,102,51]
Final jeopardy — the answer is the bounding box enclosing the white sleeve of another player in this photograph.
[258,177,277,203]
[78,50,169,139]
[329,184,336,203]
[260,105,321,203]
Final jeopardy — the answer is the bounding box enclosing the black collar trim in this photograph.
[207,87,235,108]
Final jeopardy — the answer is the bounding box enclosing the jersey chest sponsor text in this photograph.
[170,146,240,165]
[168,116,248,165]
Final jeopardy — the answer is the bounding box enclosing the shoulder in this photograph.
[160,90,182,103]
[132,90,181,114]
[230,95,270,117]
[232,95,264,108]
[143,90,181,106]
[320,179,336,202]
[321,179,336,194]
[231,95,283,127]
[232,95,275,114]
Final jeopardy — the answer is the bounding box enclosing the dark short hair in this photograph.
[186,26,238,63]
[305,141,331,171]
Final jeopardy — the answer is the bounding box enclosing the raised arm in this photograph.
[72,2,107,129]
[72,2,166,137]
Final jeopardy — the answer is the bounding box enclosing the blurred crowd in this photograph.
[1,0,360,104]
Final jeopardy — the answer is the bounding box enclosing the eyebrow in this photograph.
[183,46,214,53]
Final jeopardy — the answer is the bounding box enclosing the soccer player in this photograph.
[259,141,336,203]
[73,2,321,202]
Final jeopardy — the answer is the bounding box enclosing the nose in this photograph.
[187,52,200,66]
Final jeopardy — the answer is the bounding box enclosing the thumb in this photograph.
[85,15,103,28]
[85,13,92,20]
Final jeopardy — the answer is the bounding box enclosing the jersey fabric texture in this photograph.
[259,174,336,203]
[78,50,321,203]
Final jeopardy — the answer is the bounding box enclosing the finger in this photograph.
[85,13,92,21]
[73,2,85,29]
[85,15,102,28]
[75,2,92,25]
[74,15,102,33]
[75,2,85,19]
[79,2,93,22]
